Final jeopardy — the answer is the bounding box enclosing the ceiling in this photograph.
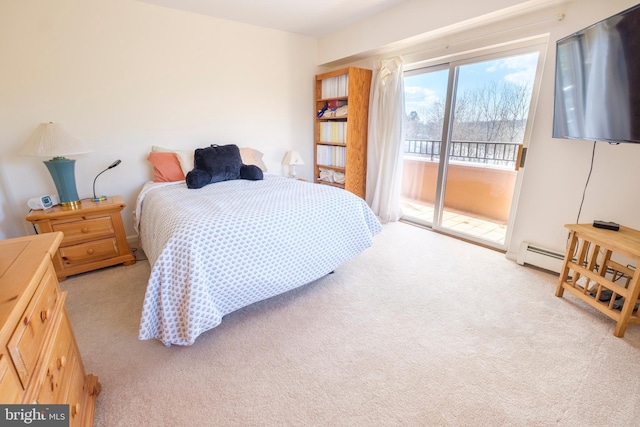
[138,0,409,37]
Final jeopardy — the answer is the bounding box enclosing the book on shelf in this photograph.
[316,145,346,167]
[321,74,349,98]
[319,122,347,144]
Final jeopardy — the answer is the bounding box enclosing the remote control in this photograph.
[593,220,620,231]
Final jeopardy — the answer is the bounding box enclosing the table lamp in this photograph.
[92,159,121,202]
[18,122,91,208]
[282,150,304,179]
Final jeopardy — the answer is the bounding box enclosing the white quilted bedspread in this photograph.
[135,174,382,346]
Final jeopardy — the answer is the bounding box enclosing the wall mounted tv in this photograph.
[553,3,640,144]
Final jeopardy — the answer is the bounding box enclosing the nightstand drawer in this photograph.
[59,237,119,267]
[52,216,115,246]
[8,264,61,388]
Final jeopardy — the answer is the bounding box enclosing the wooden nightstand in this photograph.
[26,195,136,281]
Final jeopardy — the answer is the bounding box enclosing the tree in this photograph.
[404,78,532,144]
[405,110,422,139]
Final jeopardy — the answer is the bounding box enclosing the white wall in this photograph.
[0,0,317,240]
[317,0,640,262]
[317,0,563,66]
[509,0,640,260]
[2,0,639,264]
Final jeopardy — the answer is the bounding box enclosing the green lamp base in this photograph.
[44,157,80,208]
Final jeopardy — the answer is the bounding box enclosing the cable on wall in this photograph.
[576,140,597,224]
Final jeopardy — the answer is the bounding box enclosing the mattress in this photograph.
[134,174,381,346]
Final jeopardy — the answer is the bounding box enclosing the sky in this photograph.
[404,51,540,121]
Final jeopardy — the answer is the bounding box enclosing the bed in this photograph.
[135,173,382,346]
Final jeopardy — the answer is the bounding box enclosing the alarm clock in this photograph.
[28,195,59,210]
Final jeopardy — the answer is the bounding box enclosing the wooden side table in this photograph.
[555,223,640,337]
[26,196,136,281]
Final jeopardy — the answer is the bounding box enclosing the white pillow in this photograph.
[152,146,194,176]
[151,145,267,174]
[239,147,268,172]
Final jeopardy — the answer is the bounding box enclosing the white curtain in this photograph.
[366,56,405,222]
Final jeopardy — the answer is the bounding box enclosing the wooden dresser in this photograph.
[26,195,136,281]
[0,233,100,426]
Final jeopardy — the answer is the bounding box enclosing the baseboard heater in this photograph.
[516,242,565,273]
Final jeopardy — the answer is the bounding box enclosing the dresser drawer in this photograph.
[36,310,73,404]
[59,237,119,267]
[7,264,61,388]
[52,216,115,246]
[66,354,87,427]
[0,353,22,403]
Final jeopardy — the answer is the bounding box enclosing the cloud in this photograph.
[404,86,441,116]
[500,52,539,86]
[504,70,535,86]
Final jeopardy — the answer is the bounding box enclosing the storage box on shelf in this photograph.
[314,67,372,199]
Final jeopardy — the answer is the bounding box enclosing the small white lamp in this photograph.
[18,122,91,208]
[282,150,305,179]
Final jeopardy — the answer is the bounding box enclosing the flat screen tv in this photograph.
[553,4,640,143]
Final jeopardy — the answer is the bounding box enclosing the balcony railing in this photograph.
[404,139,519,168]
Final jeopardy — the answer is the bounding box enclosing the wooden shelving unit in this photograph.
[314,67,372,199]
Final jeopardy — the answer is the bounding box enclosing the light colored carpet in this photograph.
[61,221,640,426]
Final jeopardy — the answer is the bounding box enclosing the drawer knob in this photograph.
[81,227,89,233]
[71,403,81,417]
[57,356,66,369]
[87,248,95,255]
[40,309,51,322]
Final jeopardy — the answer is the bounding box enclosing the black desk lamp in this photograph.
[92,160,121,202]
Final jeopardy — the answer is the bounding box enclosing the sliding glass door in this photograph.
[402,66,450,225]
[402,48,542,249]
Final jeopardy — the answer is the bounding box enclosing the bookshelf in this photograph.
[314,67,372,199]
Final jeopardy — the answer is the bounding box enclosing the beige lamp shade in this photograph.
[18,122,91,157]
[282,150,304,179]
[282,150,305,166]
[18,122,91,208]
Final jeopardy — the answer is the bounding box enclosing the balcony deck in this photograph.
[400,139,515,246]
[401,198,507,245]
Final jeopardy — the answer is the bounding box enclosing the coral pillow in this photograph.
[147,152,185,182]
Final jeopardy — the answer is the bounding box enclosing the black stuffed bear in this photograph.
[185,144,263,189]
